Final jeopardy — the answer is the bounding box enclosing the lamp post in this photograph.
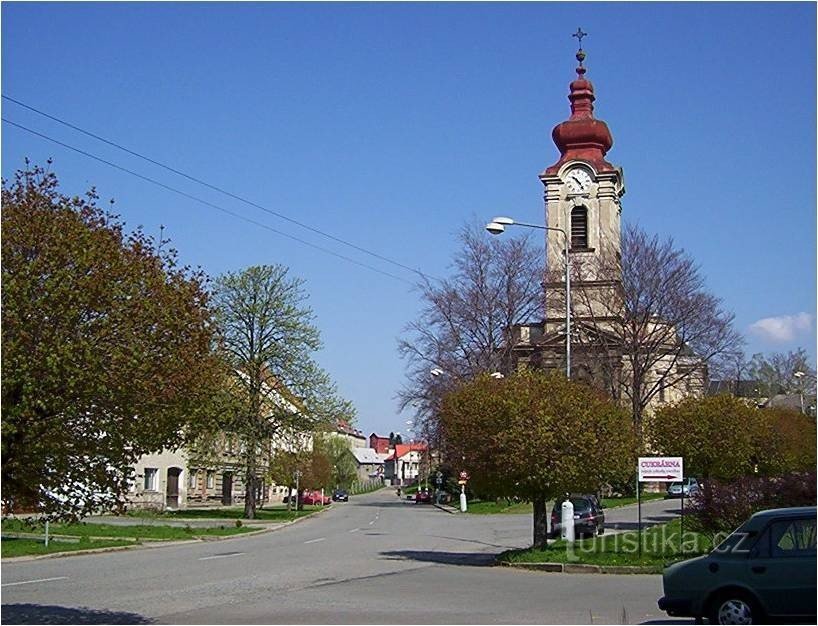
[793,371,816,415]
[486,217,571,379]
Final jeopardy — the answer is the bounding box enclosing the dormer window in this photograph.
[571,206,588,249]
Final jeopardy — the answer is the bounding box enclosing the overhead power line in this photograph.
[2,117,417,286]
[2,94,437,282]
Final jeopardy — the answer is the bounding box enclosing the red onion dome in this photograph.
[545,52,616,175]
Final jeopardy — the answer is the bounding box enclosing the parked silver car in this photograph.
[666,477,700,498]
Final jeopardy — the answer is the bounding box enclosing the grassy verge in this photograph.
[465,493,665,515]
[1,537,135,558]
[601,492,666,508]
[466,500,535,515]
[126,505,321,522]
[2,519,260,541]
[497,518,712,570]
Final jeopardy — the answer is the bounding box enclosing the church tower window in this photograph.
[571,206,588,249]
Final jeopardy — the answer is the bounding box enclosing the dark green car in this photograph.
[659,506,816,624]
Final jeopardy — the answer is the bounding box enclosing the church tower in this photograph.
[510,34,626,378]
[541,36,625,338]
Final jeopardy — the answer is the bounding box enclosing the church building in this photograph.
[509,37,706,416]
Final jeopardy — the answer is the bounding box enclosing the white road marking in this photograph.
[198,552,245,561]
[2,576,69,587]
[303,537,326,544]
[368,520,375,525]
[349,528,360,533]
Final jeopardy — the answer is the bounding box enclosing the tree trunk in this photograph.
[532,496,549,549]
[244,456,257,519]
[286,486,293,512]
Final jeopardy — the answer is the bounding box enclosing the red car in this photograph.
[415,489,433,504]
[301,490,331,506]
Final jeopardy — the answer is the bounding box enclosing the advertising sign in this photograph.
[638,456,683,482]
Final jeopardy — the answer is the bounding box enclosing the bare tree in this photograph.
[747,349,816,397]
[397,223,543,440]
[565,223,744,436]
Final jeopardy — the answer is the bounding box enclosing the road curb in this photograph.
[498,561,659,575]
[433,503,459,514]
[2,506,330,563]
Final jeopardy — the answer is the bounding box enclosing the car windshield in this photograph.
[570,498,591,513]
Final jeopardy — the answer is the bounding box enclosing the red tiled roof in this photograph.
[385,443,428,461]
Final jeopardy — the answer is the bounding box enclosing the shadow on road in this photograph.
[608,514,677,531]
[1,604,154,624]
[380,549,495,566]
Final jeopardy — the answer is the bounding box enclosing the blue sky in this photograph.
[3,3,816,436]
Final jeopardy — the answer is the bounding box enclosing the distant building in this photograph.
[335,420,367,448]
[349,447,386,482]
[707,379,769,407]
[369,433,392,455]
[384,443,429,486]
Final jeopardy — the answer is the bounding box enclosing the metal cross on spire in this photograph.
[572,27,588,70]
[572,27,588,48]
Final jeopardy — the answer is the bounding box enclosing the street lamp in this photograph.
[793,371,816,415]
[486,216,571,379]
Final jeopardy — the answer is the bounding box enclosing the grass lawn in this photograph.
[1,537,135,558]
[126,505,321,522]
[601,492,666,508]
[497,518,712,570]
[466,492,665,515]
[466,500,535,515]
[2,519,261,541]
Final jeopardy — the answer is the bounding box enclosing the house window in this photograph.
[206,471,215,490]
[571,206,588,249]
[144,468,158,491]
[188,470,198,490]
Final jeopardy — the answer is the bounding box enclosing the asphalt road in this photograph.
[2,490,692,624]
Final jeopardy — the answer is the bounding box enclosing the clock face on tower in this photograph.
[565,168,592,194]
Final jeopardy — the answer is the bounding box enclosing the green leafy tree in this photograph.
[752,407,816,475]
[440,370,636,548]
[321,435,358,489]
[651,395,761,480]
[301,437,334,493]
[1,165,222,520]
[205,264,354,519]
[268,446,306,511]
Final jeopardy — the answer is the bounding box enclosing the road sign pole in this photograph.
[680,491,684,554]
[636,473,641,559]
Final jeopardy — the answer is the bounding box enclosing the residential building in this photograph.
[369,433,392,455]
[335,420,367,448]
[349,447,385,482]
[384,443,429,486]
[127,372,311,511]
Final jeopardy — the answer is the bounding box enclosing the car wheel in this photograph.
[708,591,762,625]
[597,525,604,535]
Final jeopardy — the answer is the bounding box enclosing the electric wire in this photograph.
[2,117,416,286]
[2,94,436,282]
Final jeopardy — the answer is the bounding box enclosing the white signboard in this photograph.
[638,456,683,482]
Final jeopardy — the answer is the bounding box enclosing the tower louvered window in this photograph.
[571,206,588,249]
